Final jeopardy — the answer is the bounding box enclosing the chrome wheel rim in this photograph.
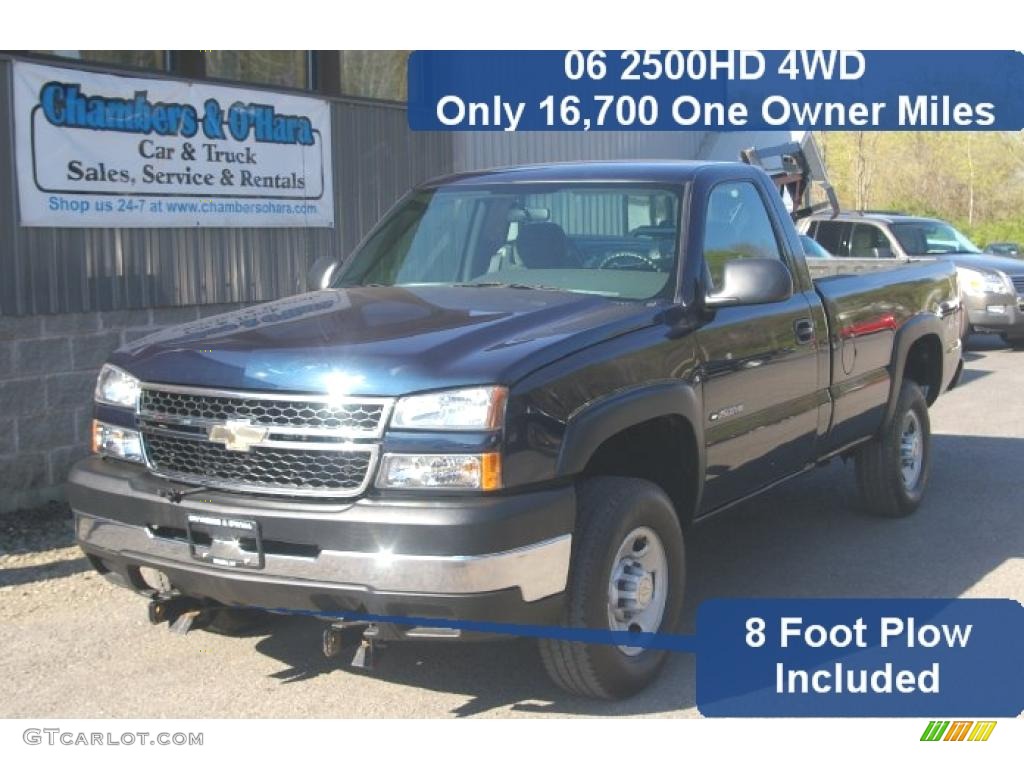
[899,410,924,490]
[607,526,668,656]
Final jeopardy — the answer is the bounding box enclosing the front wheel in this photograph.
[855,380,931,518]
[539,477,685,699]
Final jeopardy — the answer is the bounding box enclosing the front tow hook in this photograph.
[147,594,206,634]
[322,621,386,669]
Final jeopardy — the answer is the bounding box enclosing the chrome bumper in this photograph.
[76,511,571,603]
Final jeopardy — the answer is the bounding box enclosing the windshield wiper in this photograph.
[452,281,567,292]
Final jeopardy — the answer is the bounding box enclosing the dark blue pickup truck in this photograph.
[69,154,963,699]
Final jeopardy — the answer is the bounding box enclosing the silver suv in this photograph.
[800,212,1024,348]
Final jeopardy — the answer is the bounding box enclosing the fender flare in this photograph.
[556,380,705,515]
[883,313,945,427]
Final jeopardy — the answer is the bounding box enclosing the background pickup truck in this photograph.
[70,150,963,700]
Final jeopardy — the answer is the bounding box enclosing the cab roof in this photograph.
[417,160,742,189]
[809,211,944,226]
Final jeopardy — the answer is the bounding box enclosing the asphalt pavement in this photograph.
[1,335,1021,718]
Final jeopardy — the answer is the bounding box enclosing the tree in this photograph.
[816,131,1024,247]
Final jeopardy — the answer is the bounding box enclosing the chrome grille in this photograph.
[140,387,388,437]
[1011,275,1024,297]
[144,432,374,494]
[138,384,390,498]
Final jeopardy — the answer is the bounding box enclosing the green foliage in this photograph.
[816,132,1024,248]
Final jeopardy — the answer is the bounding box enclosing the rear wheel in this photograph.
[855,380,930,518]
[539,477,685,699]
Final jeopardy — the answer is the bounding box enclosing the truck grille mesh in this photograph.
[140,389,385,434]
[143,432,373,494]
[137,386,389,497]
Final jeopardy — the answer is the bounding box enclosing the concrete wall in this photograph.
[0,303,248,512]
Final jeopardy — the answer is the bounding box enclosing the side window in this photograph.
[813,220,849,257]
[703,182,783,290]
[849,224,895,258]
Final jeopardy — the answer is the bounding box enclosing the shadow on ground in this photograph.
[0,557,92,587]
[247,430,1023,716]
[0,502,74,557]
[963,332,1011,359]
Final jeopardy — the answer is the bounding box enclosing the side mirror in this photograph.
[872,246,893,259]
[704,258,793,309]
[307,256,340,291]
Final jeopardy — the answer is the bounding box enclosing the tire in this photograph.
[855,380,930,518]
[539,477,685,699]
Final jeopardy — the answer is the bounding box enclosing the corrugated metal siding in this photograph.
[0,58,454,316]
[521,191,626,236]
[453,131,707,172]
[0,52,811,318]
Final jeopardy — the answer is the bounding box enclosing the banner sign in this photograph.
[695,598,1024,717]
[408,50,1024,132]
[13,62,334,228]
[268,597,1024,718]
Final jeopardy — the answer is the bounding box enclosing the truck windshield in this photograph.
[334,183,683,301]
[889,221,981,255]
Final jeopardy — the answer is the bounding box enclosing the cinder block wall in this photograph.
[0,303,246,513]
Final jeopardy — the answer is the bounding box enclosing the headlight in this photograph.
[391,386,507,430]
[94,364,140,408]
[377,453,501,490]
[91,420,144,463]
[957,267,1012,297]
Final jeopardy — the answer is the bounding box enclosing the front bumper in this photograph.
[69,457,573,625]
[964,292,1024,337]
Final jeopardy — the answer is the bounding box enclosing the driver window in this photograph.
[704,181,782,290]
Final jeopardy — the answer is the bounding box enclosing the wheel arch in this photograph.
[884,314,945,427]
[556,381,704,526]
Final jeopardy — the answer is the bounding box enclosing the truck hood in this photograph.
[110,286,661,396]
[935,252,1024,276]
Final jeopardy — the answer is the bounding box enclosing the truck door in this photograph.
[697,180,823,512]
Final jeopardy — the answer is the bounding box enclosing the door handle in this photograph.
[794,318,815,345]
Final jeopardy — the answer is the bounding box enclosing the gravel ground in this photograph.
[0,502,99,622]
[1,335,1021,718]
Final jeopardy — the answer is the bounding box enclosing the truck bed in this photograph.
[806,256,935,279]
[812,259,960,453]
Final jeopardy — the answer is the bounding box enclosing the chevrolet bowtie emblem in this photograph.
[207,420,269,452]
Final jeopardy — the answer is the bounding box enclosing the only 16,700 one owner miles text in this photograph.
[435,93,996,131]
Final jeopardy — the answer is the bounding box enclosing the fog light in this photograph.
[377,453,501,490]
[91,420,145,463]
